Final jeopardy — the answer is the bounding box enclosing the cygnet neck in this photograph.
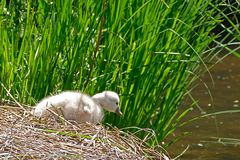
[92,92,105,107]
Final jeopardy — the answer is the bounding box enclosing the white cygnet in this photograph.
[32,91,122,124]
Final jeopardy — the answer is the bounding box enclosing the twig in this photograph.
[172,145,189,160]
[0,82,26,112]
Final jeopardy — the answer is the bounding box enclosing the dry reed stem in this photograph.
[0,105,168,160]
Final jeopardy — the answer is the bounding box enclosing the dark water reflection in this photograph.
[169,55,240,160]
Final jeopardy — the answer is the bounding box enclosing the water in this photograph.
[169,55,240,160]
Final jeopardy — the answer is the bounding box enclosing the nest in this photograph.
[0,105,168,160]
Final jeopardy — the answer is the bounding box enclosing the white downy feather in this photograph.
[32,91,121,124]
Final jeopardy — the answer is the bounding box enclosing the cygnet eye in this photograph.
[116,102,119,105]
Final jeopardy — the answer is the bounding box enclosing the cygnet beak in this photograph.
[115,107,122,116]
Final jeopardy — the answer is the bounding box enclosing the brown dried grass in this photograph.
[0,105,168,160]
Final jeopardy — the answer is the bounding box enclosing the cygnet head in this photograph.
[92,91,122,116]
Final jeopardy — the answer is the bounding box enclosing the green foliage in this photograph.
[210,0,240,58]
[0,0,238,144]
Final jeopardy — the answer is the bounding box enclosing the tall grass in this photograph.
[0,0,239,145]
